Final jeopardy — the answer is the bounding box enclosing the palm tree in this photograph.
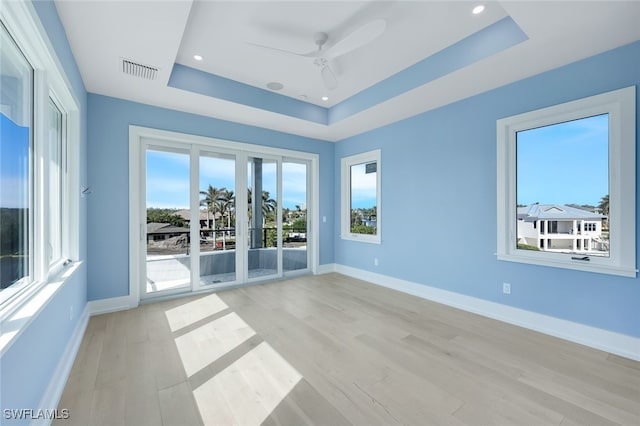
[261,191,277,221]
[200,185,227,242]
[598,194,609,216]
[247,188,278,248]
[220,189,235,229]
[247,188,277,220]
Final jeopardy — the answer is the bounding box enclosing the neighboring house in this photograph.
[175,209,219,230]
[517,204,608,252]
[146,222,190,242]
[363,218,377,228]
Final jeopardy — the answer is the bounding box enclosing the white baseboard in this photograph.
[87,295,137,316]
[33,305,90,426]
[334,264,640,361]
[315,263,337,275]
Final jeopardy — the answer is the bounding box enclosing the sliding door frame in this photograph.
[129,125,319,304]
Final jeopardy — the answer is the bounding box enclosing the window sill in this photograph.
[497,253,637,278]
[341,234,381,244]
[0,261,83,356]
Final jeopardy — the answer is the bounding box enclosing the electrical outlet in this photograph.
[70,305,74,320]
[374,258,379,266]
[322,216,326,223]
[502,282,511,295]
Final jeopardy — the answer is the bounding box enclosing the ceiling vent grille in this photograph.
[122,59,158,80]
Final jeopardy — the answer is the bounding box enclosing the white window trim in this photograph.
[341,149,381,244]
[0,1,81,326]
[497,86,636,277]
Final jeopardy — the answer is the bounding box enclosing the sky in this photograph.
[145,149,308,210]
[350,162,377,209]
[516,113,609,206]
[1,113,30,209]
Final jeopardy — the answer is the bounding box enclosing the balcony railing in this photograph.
[147,227,307,256]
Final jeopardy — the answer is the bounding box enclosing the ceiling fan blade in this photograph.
[246,41,318,58]
[321,65,338,90]
[327,19,386,58]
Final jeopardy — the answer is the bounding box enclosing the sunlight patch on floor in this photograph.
[193,341,302,426]
[164,292,229,332]
[174,311,255,376]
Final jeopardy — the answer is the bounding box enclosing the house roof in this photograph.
[147,222,190,234]
[175,209,221,221]
[518,204,605,222]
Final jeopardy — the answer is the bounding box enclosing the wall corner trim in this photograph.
[334,264,640,361]
[34,305,90,424]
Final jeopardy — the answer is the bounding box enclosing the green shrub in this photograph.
[350,225,376,235]
[517,243,540,251]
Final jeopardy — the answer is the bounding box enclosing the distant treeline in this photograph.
[1,208,27,289]
[1,208,28,256]
[147,208,186,227]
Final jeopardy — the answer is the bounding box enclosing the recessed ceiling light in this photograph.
[266,82,284,91]
[193,54,203,61]
[321,96,329,101]
[298,94,308,100]
[472,5,485,15]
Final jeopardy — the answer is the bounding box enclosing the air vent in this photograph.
[122,59,158,80]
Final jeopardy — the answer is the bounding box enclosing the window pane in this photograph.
[145,148,191,295]
[199,152,236,285]
[48,98,63,265]
[350,161,377,235]
[247,157,278,280]
[516,114,609,257]
[1,23,33,293]
[283,161,308,272]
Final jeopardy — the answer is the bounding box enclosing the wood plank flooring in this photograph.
[55,273,640,425]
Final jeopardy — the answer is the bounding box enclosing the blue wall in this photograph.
[0,0,88,422]
[86,94,335,301]
[334,41,640,338]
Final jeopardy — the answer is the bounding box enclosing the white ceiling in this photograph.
[54,1,640,142]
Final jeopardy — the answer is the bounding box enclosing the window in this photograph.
[1,21,33,301]
[341,150,381,243]
[497,86,636,277]
[0,2,79,318]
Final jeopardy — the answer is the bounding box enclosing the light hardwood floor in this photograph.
[56,273,640,425]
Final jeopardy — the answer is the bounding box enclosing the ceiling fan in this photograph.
[249,19,386,90]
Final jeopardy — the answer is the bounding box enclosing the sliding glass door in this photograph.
[140,138,313,300]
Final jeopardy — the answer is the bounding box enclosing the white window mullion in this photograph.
[33,69,48,282]
[190,146,200,291]
[276,158,283,277]
[235,151,248,283]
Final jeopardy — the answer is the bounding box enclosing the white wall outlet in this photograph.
[70,305,74,320]
[322,216,326,223]
[374,258,379,266]
[502,283,511,294]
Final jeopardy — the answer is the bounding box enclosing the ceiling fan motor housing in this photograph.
[314,32,329,47]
